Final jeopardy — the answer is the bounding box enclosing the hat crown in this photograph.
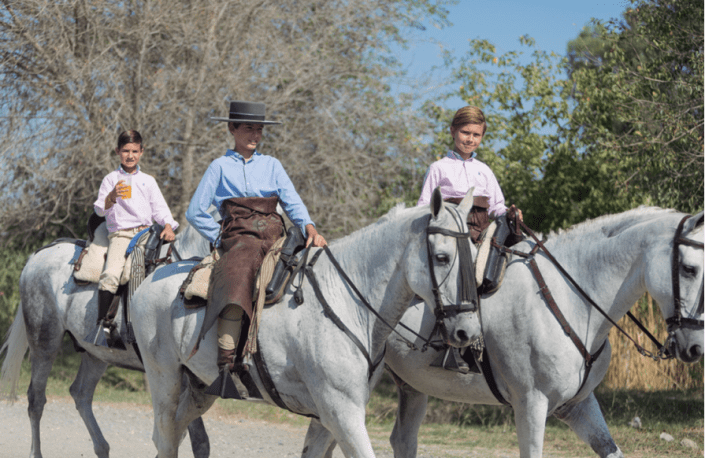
[210,100,280,124]
[229,101,266,121]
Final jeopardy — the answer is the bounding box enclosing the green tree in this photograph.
[423,0,702,233]
[569,0,704,213]
[423,36,581,232]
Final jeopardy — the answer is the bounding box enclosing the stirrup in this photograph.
[430,346,479,374]
[84,320,110,348]
[204,366,246,399]
[84,320,126,350]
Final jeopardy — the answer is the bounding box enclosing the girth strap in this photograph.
[478,348,510,406]
[250,341,319,419]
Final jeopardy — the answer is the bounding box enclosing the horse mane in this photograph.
[547,206,677,241]
[329,202,425,249]
[543,206,679,263]
[174,206,219,258]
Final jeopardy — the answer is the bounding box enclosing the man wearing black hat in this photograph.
[186,101,326,398]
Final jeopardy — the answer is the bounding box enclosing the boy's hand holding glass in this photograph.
[105,178,131,209]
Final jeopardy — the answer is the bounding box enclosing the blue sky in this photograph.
[393,0,632,108]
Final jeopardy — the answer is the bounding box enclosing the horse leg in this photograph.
[25,330,64,458]
[146,365,185,458]
[512,395,549,458]
[389,382,428,458]
[311,387,379,458]
[186,417,210,458]
[301,418,337,458]
[553,392,623,458]
[148,365,215,458]
[69,353,110,458]
[181,372,212,458]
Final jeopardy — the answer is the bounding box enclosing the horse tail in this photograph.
[0,301,28,401]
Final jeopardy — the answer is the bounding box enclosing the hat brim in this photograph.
[210,116,281,125]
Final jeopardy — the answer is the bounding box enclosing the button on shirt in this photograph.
[94,166,179,233]
[417,150,507,218]
[186,150,315,245]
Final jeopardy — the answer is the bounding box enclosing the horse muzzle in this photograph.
[666,325,704,363]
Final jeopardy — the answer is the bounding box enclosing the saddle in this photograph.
[181,225,306,307]
[73,214,172,285]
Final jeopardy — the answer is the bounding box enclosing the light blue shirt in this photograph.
[186,149,314,245]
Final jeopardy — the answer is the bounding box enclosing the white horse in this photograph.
[0,216,213,458]
[302,207,704,458]
[129,188,481,458]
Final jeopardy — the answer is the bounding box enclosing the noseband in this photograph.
[666,215,704,332]
[426,207,479,322]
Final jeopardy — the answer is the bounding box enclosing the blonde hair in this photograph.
[451,106,487,135]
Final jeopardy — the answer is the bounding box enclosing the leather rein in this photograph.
[482,214,704,406]
[291,205,477,374]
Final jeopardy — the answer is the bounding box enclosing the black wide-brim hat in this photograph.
[210,100,281,125]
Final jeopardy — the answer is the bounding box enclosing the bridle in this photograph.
[664,215,704,344]
[292,203,479,368]
[425,205,479,338]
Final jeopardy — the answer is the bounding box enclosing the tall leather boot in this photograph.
[84,290,126,350]
[84,290,116,348]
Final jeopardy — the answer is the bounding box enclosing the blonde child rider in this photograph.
[418,106,524,373]
[85,130,178,348]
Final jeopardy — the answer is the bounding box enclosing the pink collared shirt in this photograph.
[417,151,507,218]
[94,167,179,233]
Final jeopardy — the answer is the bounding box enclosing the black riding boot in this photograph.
[84,290,126,350]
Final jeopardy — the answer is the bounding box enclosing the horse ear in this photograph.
[457,187,475,218]
[431,187,443,218]
[683,211,704,234]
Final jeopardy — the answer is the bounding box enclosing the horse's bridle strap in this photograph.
[668,215,705,329]
[527,257,599,366]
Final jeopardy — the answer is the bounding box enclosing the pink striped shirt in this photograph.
[417,151,507,218]
[94,167,179,233]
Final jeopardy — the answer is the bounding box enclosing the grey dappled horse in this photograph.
[303,207,704,458]
[0,216,212,458]
[129,189,480,458]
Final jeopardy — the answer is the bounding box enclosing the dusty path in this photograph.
[0,396,526,458]
[0,396,333,458]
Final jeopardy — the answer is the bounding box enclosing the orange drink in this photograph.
[121,175,132,199]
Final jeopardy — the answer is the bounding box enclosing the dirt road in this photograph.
[1,396,520,457]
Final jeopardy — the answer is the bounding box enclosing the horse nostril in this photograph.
[456,329,469,343]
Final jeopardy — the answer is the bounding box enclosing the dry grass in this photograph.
[604,295,704,391]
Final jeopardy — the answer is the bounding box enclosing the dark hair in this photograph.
[116,130,143,150]
[228,122,241,131]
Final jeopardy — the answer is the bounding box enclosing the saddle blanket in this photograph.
[73,222,148,285]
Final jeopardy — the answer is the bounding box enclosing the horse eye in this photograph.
[435,254,450,265]
[682,265,698,278]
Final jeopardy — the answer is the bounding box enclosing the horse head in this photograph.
[412,187,481,348]
[647,211,704,363]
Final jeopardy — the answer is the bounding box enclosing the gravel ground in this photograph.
[0,397,525,458]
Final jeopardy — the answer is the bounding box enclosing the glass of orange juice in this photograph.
[122,174,132,199]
